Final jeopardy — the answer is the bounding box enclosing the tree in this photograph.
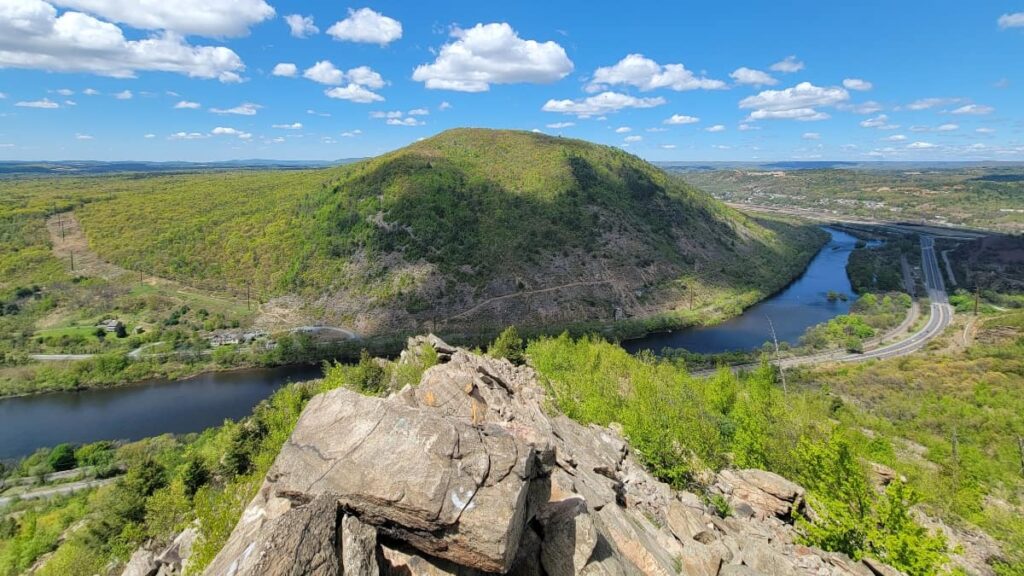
[47,443,77,472]
[489,326,525,365]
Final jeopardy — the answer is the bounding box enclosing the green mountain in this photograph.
[77,128,822,337]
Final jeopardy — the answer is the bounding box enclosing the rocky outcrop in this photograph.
[202,336,908,576]
[121,526,196,576]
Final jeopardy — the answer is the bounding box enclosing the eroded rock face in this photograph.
[201,335,915,576]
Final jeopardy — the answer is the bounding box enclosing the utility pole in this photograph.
[69,250,74,272]
[974,285,980,316]
[766,314,787,395]
[58,212,65,240]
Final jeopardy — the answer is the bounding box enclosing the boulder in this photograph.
[713,469,805,521]
[342,514,379,576]
[154,526,197,575]
[121,549,158,576]
[536,497,598,575]
[677,541,723,576]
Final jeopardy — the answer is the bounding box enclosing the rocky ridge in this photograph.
[195,336,908,576]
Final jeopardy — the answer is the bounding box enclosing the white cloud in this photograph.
[387,117,423,127]
[346,66,385,89]
[624,135,642,142]
[211,126,252,139]
[738,123,760,131]
[769,55,804,73]
[837,100,883,114]
[998,12,1024,28]
[907,141,936,149]
[15,98,60,108]
[883,134,907,142]
[75,132,92,140]
[269,136,285,143]
[272,63,297,77]
[588,53,725,92]
[438,101,452,111]
[661,144,676,149]
[407,108,429,116]
[341,129,362,137]
[272,122,302,129]
[83,88,99,95]
[64,99,76,105]
[55,88,73,96]
[0,0,246,81]
[951,104,994,115]
[174,100,200,109]
[542,91,664,117]
[906,97,959,111]
[168,131,206,140]
[49,0,274,36]
[842,78,872,91]
[113,89,132,99]
[936,123,958,131]
[211,102,261,115]
[739,82,848,121]
[326,7,402,45]
[413,23,572,92]
[664,114,699,125]
[0,93,6,99]
[614,126,632,133]
[976,127,996,134]
[303,60,344,85]
[730,67,776,86]
[325,84,384,103]
[143,133,155,138]
[860,114,898,129]
[546,121,574,129]
[284,14,317,38]
[802,132,820,140]
[706,124,726,132]
[646,127,668,132]
[370,111,403,119]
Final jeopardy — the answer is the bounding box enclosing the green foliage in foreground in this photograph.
[528,333,954,575]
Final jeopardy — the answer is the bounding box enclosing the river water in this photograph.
[1,228,861,459]
[622,227,859,355]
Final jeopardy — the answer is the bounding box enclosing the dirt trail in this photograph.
[443,279,615,323]
[46,213,128,280]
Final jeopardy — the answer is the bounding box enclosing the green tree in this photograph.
[489,326,525,365]
[46,444,77,472]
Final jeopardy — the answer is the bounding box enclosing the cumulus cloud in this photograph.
[706,124,726,132]
[75,132,92,139]
[546,121,574,129]
[303,61,344,85]
[998,12,1024,28]
[842,78,872,91]
[664,114,699,125]
[438,101,452,111]
[327,8,402,45]
[83,88,99,95]
[174,100,200,109]
[739,82,848,121]
[936,123,958,131]
[49,0,274,36]
[614,126,632,133]
[211,102,261,115]
[387,117,423,127]
[113,89,132,99]
[802,132,820,140]
[860,114,899,129]
[906,97,959,111]
[16,98,60,108]
[211,126,252,139]
[907,141,936,149]
[272,63,297,78]
[143,133,155,138]
[542,91,664,117]
[55,88,73,95]
[976,127,996,134]
[0,0,246,81]
[341,129,362,137]
[168,131,206,140]
[272,122,302,129]
[661,144,676,149]
[413,23,572,92]
[951,104,994,115]
[730,67,776,86]
[284,14,317,38]
[407,108,429,116]
[883,134,907,141]
[769,55,804,73]
[837,100,883,114]
[325,84,384,103]
[624,135,642,142]
[588,54,725,92]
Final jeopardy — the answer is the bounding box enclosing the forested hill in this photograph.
[75,128,823,337]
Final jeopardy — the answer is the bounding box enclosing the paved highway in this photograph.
[695,235,954,376]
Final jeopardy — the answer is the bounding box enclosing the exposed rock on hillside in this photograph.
[202,336,905,575]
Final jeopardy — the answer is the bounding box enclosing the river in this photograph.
[1,228,862,459]
[0,365,322,459]
[622,227,861,355]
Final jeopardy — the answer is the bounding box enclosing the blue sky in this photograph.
[1,0,1023,162]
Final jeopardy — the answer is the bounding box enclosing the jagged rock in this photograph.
[713,469,805,520]
[202,336,934,576]
[862,556,906,576]
[153,526,197,575]
[342,515,379,576]
[536,497,597,575]
[677,541,723,576]
[121,549,158,576]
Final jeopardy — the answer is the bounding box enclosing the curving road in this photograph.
[696,235,954,375]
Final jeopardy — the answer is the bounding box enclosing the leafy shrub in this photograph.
[489,326,525,365]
